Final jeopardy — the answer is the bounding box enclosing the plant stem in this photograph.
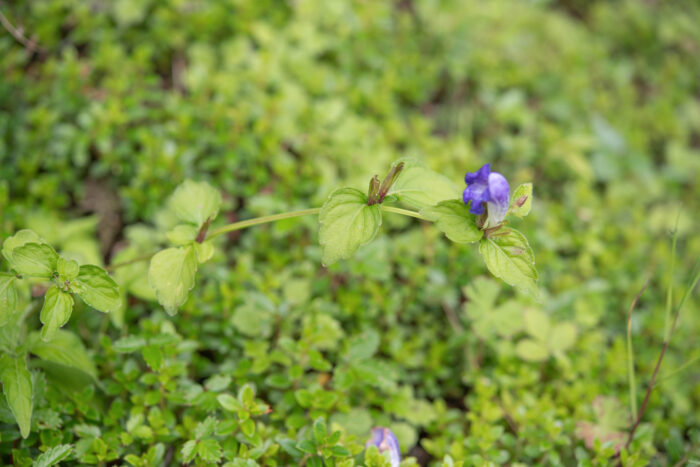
[380,205,429,221]
[626,263,700,448]
[107,204,429,270]
[664,212,680,341]
[106,253,156,272]
[206,208,321,239]
[626,277,650,421]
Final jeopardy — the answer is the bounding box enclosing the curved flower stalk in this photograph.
[366,427,401,467]
[463,163,510,228]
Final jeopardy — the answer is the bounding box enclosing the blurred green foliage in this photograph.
[1,0,699,465]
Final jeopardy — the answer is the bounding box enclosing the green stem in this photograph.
[206,208,321,239]
[108,204,429,270]
[380,205,430,221]
[626,277,650,421]
[664,212,680,341]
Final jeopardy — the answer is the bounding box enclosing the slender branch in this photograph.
[626,264,700,447]
[106,253,155,272]
[626,276,651,420]
[380,205,429,221]
[664,212,680,341]
[655,351,700,386]
[106,203,431,271]
[206,208,321,239]
[0,5,45,54]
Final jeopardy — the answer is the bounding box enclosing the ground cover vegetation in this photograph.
[1,0,699,465]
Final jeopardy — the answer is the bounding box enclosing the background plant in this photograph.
[1,0,700,466]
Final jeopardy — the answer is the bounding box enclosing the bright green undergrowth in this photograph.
[1,0,700,466]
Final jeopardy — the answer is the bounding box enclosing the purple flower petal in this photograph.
[463,164,492,215]
[463,164,510,225]
[485,172,510,227]
[367,427,401,467]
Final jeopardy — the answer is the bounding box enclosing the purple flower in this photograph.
[366,427,401,467]
[463,163,510,227]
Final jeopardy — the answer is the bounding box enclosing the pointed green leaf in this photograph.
[510,183,533,218]
[168,180,221,227]
[479,229,538,297]
[57,257,80,282]
[40,286,74,342]
[10,243,58,278]
[72,265,121,313]
[386,159,461,209]
[148,246,198,315]
[196,439,223,463]
[318,188,382,266]
[28,330,97,380]
[2,229,45,263]
[33,443,73,467]
[421,200,483,243]
[0,273,18,326]
[0,353,33,438]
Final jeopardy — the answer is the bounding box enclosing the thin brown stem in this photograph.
[626,300,680,448]
[0,5,45,54]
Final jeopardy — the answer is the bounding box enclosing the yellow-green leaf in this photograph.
[0,354,33,438]
[421,200,483,244]
[479,229,538,297]
[318,188,381,266]
[148,246,198,315]
[40,286,74,342]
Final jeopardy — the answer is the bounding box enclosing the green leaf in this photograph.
[297,440,317,455]
[421,200,483,244]
[72,265,121,313]
[196,439,223,463]
[313,417,327,443]
[240,418,255,437]
[181,440,197,463]
[318,188,382,266]
[0,353,33,438]
[166,224,198,245]
[548,322,577,352]
[113,335,147,352]
[194,241,214,263]
[515,339,549,362]
[510,183,533,218]
[141,345,163,371]
[56,257,79,282]
[0,273,18,326]
[168,180,221,227]
[148,246,198,315]
[386,159,461,209]
[28,330,97,380]
[478,229,538,297]
[523,308,550,342]
[329,445,351,457]
[217,393,243,412]
[39,286,74,342]
[32,443,72,467]
[2,229,45,263]
[10,243,58,278]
